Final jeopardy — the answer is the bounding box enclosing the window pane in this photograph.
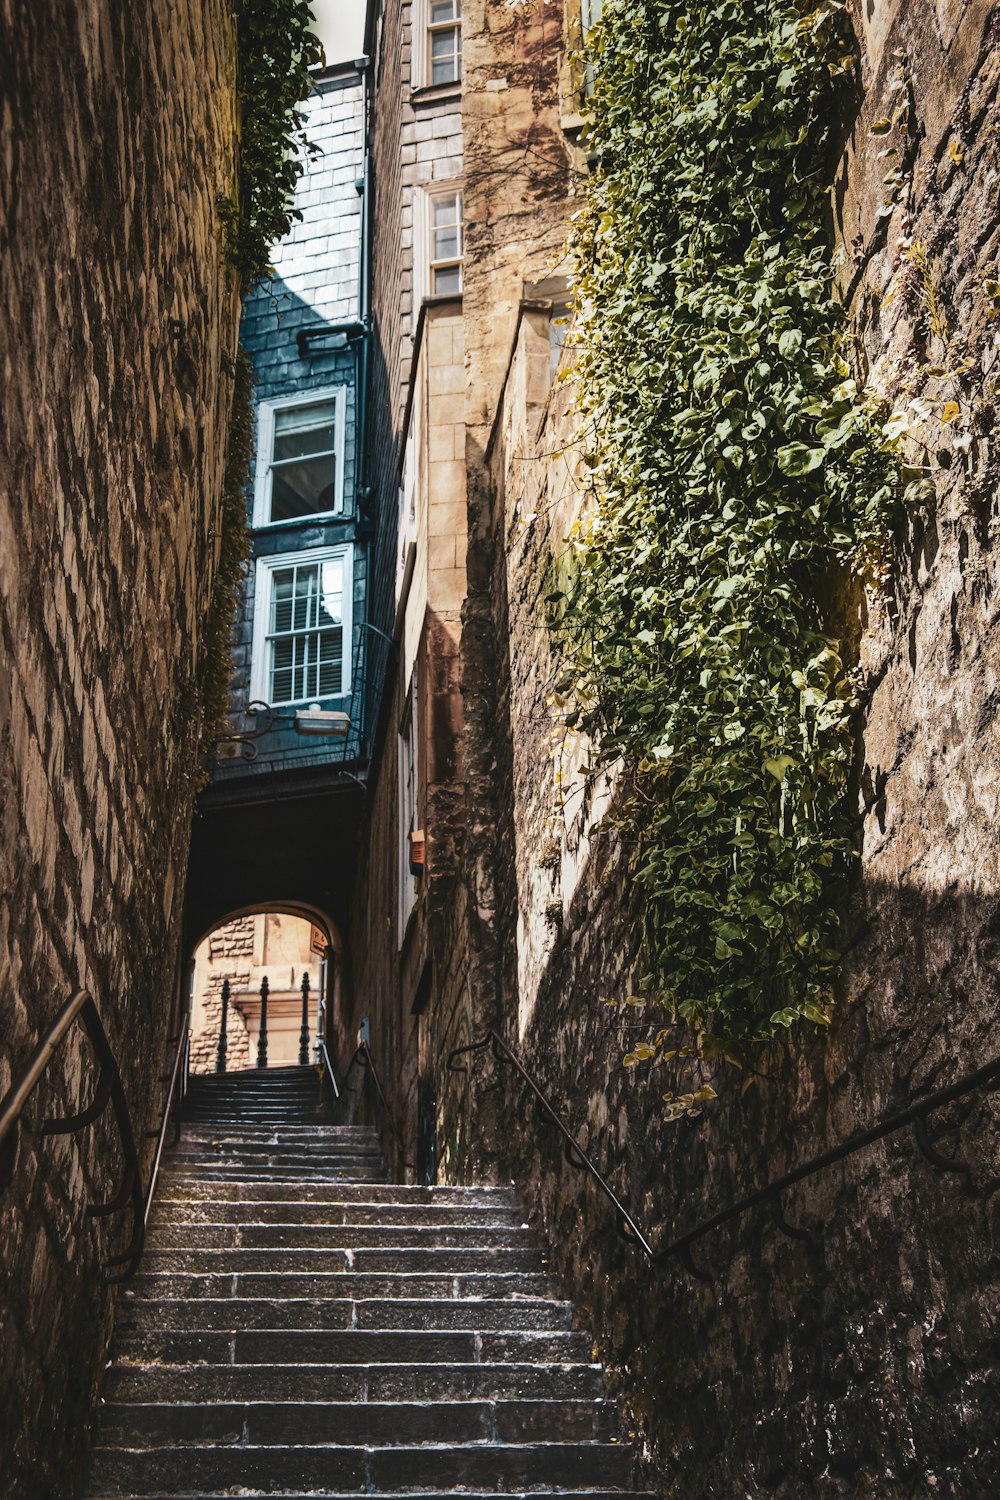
[433,263,462,294]
[291,566,318,631]
[433,193,458,227]
[270,570,294,633]
[320,559,343,623]
[430,0,458,21]
[273,400,337,462]
[270,455,337,521]
[430,29,459,84]
[433,225,460,262]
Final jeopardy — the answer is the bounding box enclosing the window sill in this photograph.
[252,512,348,534]
[410,81,462,106]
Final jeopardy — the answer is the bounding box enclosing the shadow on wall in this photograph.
[464,862,1000,1497]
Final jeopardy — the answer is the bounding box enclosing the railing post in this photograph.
[256,975,269,1069]
[298,971,311,1067]
[215,979,229,1074]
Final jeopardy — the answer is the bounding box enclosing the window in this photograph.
[428,189,463,295]
[253,388,346,527]
[427,0,461,86]
[250,546,353,707]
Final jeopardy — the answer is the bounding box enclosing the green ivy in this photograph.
[224,0,324,287]
[559,0,902,1043]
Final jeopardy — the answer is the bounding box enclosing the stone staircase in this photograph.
[86,1065,656,1499]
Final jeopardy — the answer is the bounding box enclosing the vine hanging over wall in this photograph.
[558,0,902,1049]
[225,0,323,286]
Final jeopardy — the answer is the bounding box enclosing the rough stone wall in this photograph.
[187,917,255,1075]
[0,2,240,1493]
[456,3,1000,1497]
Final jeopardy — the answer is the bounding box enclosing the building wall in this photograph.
[215,68,368,784]
[445,2,1000,1497]
[0,2,241,1493]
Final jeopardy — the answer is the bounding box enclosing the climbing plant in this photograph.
[557,0,903,1050]
[224,0,324,286]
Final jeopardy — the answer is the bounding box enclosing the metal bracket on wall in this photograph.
[448,1029,1000,1283]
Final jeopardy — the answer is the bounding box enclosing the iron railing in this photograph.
[0,990,189,1281]
[343,1040,410,1167]
[144,1021,189,1229]
[0,990,146,1281]
[449,1028,1000,1281]
[317,1037,341,1102]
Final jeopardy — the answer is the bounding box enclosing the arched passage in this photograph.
[185,903,346,1075]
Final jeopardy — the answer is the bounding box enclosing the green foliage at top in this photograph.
[226,0,324,286]
[559,0,902,1043]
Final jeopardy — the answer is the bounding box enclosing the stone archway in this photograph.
[186,904,344,1075]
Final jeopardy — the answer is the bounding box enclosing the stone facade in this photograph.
[188,913,325,1074]
[0,1,241,1494]
[348,0,1000,1494]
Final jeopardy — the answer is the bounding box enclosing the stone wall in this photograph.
[0,3,241,1493]
[453,2,1000,1496]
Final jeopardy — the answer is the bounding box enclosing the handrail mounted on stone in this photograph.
[448,1027,1000,1281]
[0,989,147,1281]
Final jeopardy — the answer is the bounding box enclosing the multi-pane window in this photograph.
[251,548,352,707]
[254,389,345,526]
[428,0,461,85]
[429,190,463,295]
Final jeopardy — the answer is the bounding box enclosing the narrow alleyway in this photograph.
[84,1068,655,1497]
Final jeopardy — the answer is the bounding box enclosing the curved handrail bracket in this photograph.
[0,989,147,1281]
[447,1027,1000,1281]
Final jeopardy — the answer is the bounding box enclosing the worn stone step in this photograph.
[177,1125,381,1138]
[116,1295,573,1333]
[148,1201,525,1228]
[158,1166,388,1183]
[168,1146,386,1162]
[145,1223,535,1250]
[153,1179,518,1206]
[109,1327,593,1367]
[88,1440,634,1494]
[102,1360,605,1406]
[88,1491,651,1500]
[139,1245,545,1274]
[125,1270,551,1301]
[97,1397,612,1448]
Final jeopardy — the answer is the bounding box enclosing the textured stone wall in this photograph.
[0,2,240,1493]
[455,3,1000,1497]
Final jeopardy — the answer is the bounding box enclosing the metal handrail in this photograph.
[0,989,146,1281]
[449,1028,1000,1280]
[317,1037,341,1101]
[344,1040,408,1164]
[144,1021,189,1227]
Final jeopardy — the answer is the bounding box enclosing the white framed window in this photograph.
[250,545,353,707]
[252,387,347,527]
[414,0,461,88]
[425,188,463,296]
[397,671,420,943]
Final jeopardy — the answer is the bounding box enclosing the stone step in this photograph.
[147,1201,526,1227]
[115,1295,573,1333]
[108,1328,593,1367]
[139,1246,545,1274]
[96,1397,612,1447]
[144,1223,536,1250]
[153,1179,518,1206]
[177,1125,381,1138]
[89,1491,652,1500]
[160,1164,386,1176]
[124,1271,552,1301]
[102,1361,606,1406]
[87,1440,635,1494]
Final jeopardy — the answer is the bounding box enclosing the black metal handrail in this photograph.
[317,1037,341,1101]
[449,1028,1000,1280]
[144,1021,189,1228]
[0,990,146,1281]
[344,1040,409,1165]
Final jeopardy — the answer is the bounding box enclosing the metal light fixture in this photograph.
[214,700,351,761]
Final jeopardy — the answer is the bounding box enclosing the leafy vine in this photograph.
[557,0,903,1051]
[223,0,324,287]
